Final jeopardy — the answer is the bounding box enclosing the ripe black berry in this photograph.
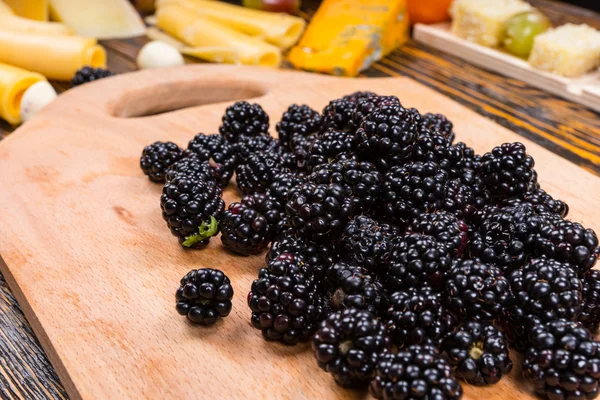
[580,269,600,332]
[327,263,386,317]
[219,101,269,143]
[140,141,184,183]
[407,211,468,257]
[71,66,114,87]
[276,104,321,149]
[236,149,285,195]
[175,268,233,325]
[186,133,237,187]
[479,142,535,198]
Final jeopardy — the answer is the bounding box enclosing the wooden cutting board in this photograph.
[0,65,598,400]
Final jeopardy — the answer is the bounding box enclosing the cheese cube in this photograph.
[451,0,532,47]
[528,24,600,77]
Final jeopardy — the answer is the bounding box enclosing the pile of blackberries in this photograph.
[141,93,600,399]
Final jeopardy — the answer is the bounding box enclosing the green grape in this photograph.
[242,0,300,14]
[502,11,551,58]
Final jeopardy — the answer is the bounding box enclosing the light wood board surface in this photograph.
[0,65,598,400]
[413,22,600,113]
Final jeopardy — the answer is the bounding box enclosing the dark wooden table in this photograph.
[0,1,599,398]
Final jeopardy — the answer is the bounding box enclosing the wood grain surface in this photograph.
[0,65,599,400]
[0,1,598,399]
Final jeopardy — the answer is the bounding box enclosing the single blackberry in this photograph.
[235,149,285,194]
[140,141,184,183]
[407,211,468,257]
[339,215,400,273]
[385,286,456,348]
[71,66,114,87]
[381,161,449,225]
[267,234,333,279]
[160,175,224,248]
[326,263,386,317]
[443,321,513,385]
[508,257,582,325]
[445,260,512,321]
[276,104,321,149]
[309,159,381,215]
[386,234,453,291]
[351,95,403,133]
[248,264,327,345]
[175,268,233,325]
[312,308,390,387]
[370,345,463,400]
[164,154,214,184]
[502,188,569,218]
[411,130,453,164]
[220,193,283,255]
[468,204,536,272]
[320,91,377,133]
[219,101,269,143]
[524,319,600,400]
[355,103,420,171]
[285,182,353,241]
[443,175,490,220]
[579,269,600,332]
[294,130,356,172]
[527,217,599,275]
[232,134,277,164]
[186,133,237,187]
[419,112,455,142]
[267,170,307,206]
[479,142,536,198]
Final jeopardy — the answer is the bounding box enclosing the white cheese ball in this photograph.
[20,81,57,123]
[137,40,185,70]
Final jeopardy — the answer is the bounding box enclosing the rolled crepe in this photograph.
[156,3,281,67]
[157,0,305,49]
[0,62,45,125]
[0,31,106,80]
[0,15,73,36]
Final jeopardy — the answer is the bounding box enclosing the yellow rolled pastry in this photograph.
[156,3,281,67]
[158,0,305,49]
[0,15,72,36]
[2,0,48,21]
[0,1,14,15]
[0,62,45,125]
[146,27,238,64]
[0,31,106,80]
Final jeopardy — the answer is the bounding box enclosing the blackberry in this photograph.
[219,101,269,143]
[71,66,114,87]
[355,103,420,171]
[268,170,307,206]
[443,321,512,385]
[339,215,400,273]
[276,104,321,149]
[248,264,327,345]
[381,161,449,225]
[186,133,237,187]
[443,175,490,220]
[312,308,390,387]
[445,260,512,321]
[507,257,582,325]
[468,204,535,272]
[309,159,381,214]
[580,269,600,332]
[342,91,378,103]
[160,175,224,248]
[232,134,277,163]
[502,188,569,218]
[267,234,334,279]
[370,345,463,400]
[385,286,456,348]
[285,182,353,241]
[407,211,468,257]
[220,193,283,255]
[294,130,356,172]
[479,142,536,198]
[419,113,455,142]
[527,217,599,275]
[386,234,453,290]
[351,95,403,132]
[524,319,600,400]
[320,91,377,133]
[175,268,233,325]
[164,154,214,184]
[140,141,184,183]
[327,263,386,317]
[235,149,285,194]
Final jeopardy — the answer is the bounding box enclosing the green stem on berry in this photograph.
[181,216,219,247]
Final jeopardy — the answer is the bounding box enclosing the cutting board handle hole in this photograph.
[108,81,268,118]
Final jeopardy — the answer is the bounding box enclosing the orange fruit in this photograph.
[407,0,453,25]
